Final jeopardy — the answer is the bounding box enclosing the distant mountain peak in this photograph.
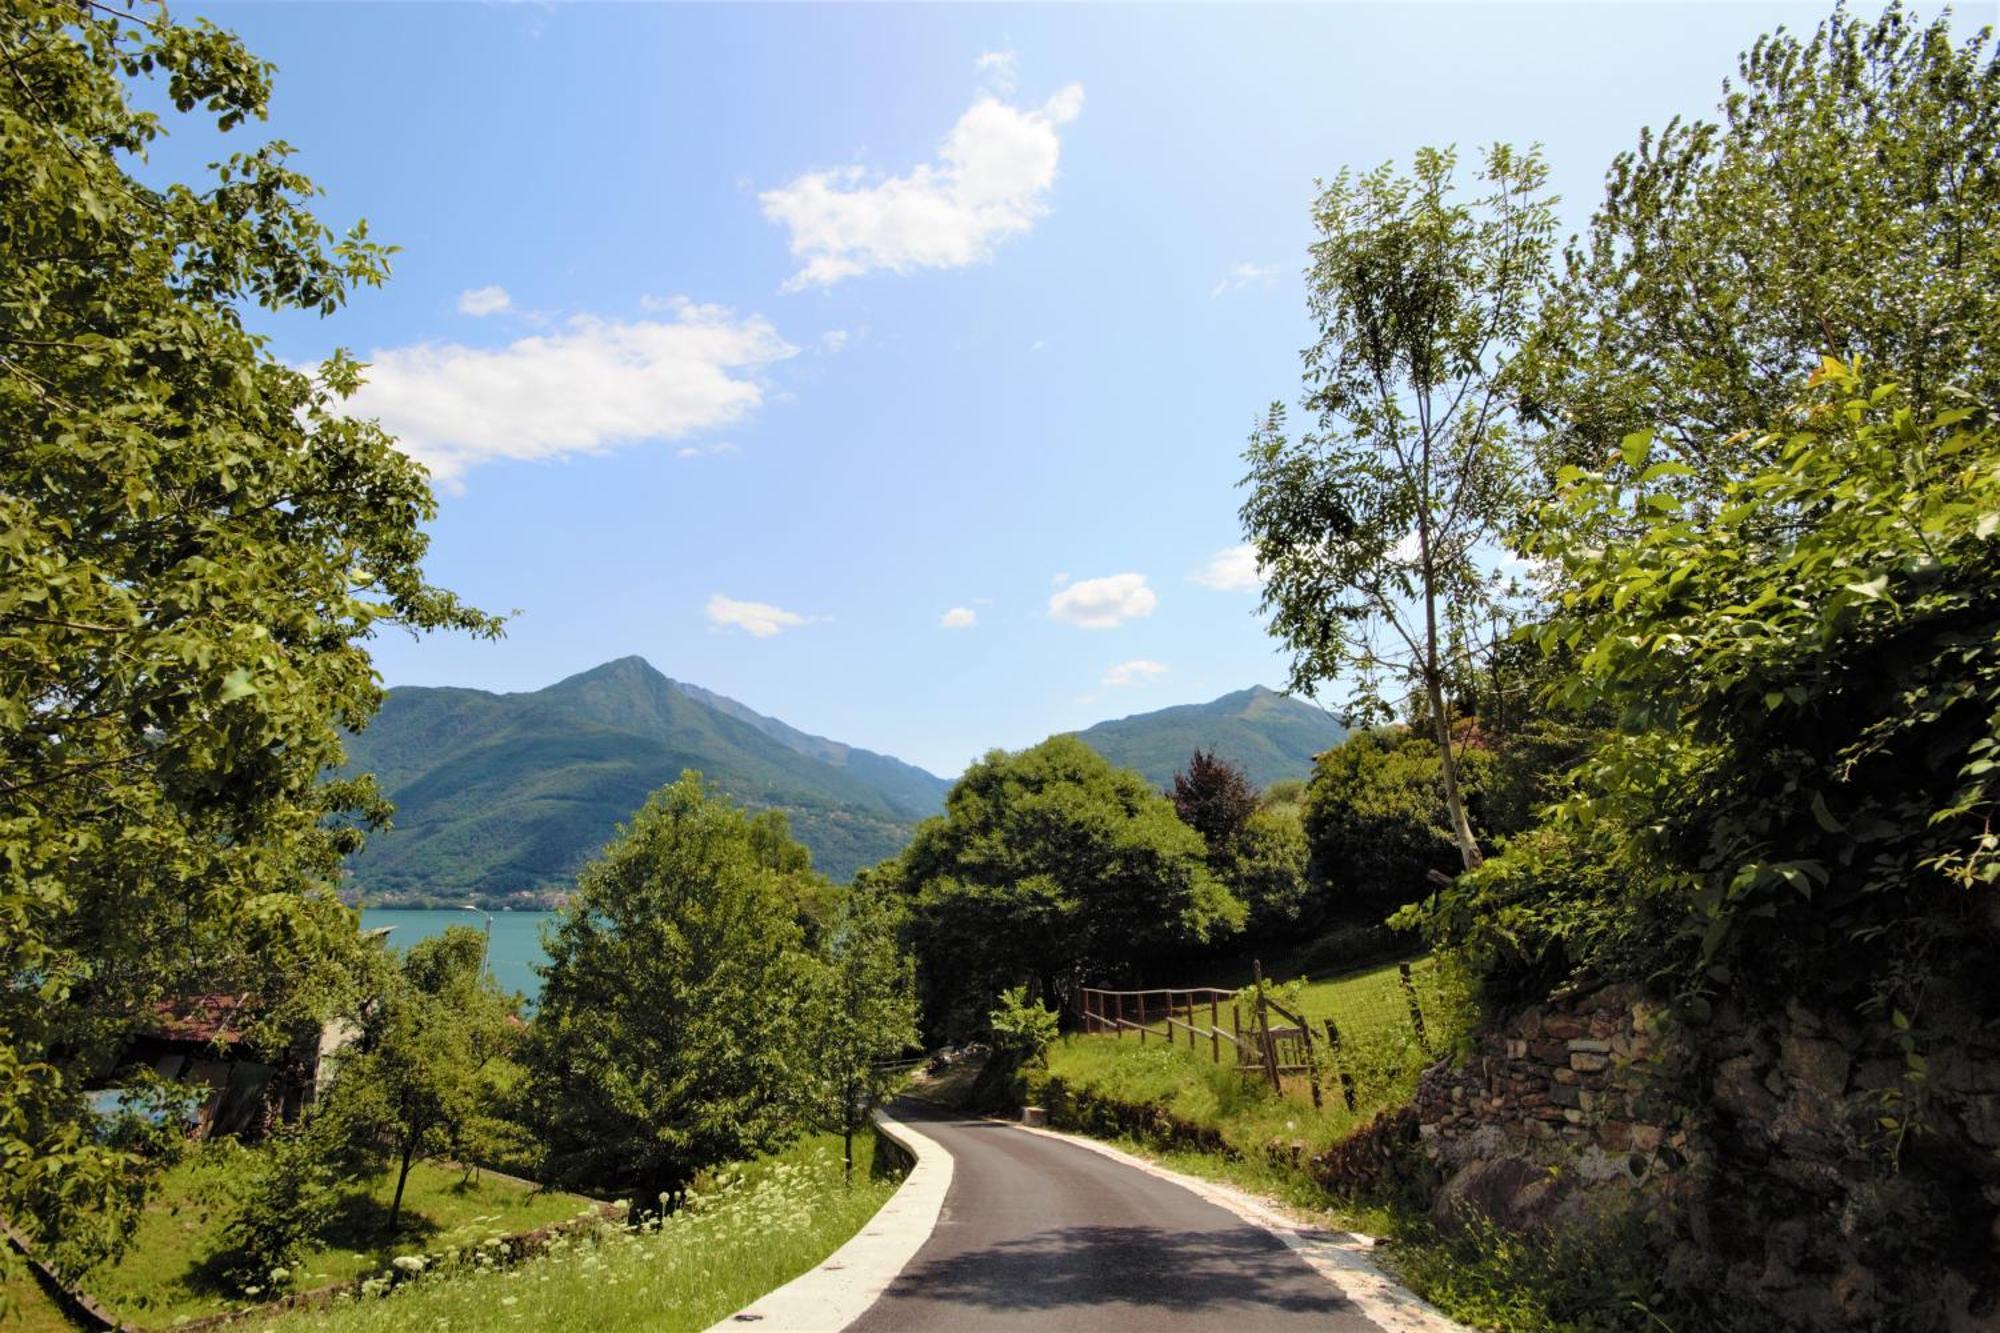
[1068,685,1347,791]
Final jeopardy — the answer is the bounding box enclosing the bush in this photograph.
[988,986,1059,1068]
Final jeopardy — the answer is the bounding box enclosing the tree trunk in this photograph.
[389,1141,415,1233]
[1419,513,1484,873]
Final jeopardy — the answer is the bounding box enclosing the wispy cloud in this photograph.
[344,298,793,482]
[1049,573,1157,629]
[976,49,1020,92]
[1102,659,1168,688]
[940,606,978,629]
[1210,262,1276,298]
[676,441,739,460]
[1190,543,1262,592]
[456,284,512,316]
[760,71,1084,290]
[705,594,815,638]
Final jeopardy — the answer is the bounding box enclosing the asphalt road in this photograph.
[846,1104,1385,1332]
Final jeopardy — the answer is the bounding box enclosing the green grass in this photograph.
[1051,954,1474,1151]
[82,1147,589,1329]
[1,1258,83,1333]
[255,1130,904,1333]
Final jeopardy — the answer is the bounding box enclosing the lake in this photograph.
[361,908,556,1003]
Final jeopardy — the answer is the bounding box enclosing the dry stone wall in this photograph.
[1410,981,2000,1330]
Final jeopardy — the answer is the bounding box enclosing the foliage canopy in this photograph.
[0,0,493,1259]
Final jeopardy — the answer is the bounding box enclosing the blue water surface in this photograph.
[360,908,556,1004]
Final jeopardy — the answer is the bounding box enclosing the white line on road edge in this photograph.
[705,1109,953,1333]
[1008,1120,1468,1333]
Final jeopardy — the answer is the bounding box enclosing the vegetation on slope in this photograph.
[340,658,949,900]
[82,1149,586,1329]
[257,1132,902,1333]
[1070,686,1347,791]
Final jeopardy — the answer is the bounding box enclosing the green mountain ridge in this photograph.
[340,657,951,905]
[1068,685,1347,791]
[338,662,1345,907]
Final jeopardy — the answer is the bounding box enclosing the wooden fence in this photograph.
[1077,960,1431,1114]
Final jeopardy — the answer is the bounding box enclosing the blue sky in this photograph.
[171,1,1846,777]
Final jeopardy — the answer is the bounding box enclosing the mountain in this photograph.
[339,657,951,905]
[1069,686,1348,791]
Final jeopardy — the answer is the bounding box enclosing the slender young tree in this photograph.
[810,888,918,1183]
[1241,144,1557,873]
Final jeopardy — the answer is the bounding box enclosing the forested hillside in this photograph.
[340,657,950,902]
[1070,686,1346,790]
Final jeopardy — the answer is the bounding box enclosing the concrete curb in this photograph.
[706,1109,953,1332]
[1007,1120,1468,1333]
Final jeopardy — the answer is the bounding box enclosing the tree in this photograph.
[327,926,519,1232]
[1241,144,1557,875]
[898,737,1243,1039]
[524,774,818,1205]
[1169,750,1260,863]
[1303,727,1498,910]
[1523,5,2000,498]
[808,888,918,1184]
[0,0,497,1260]
[1229,804,1318,940]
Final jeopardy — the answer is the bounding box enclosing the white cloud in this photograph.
[1210,262,1276,298]
[976,49,1020,92]
[819,329,850,354]
[1052,571,1070,586]
[456,285,512,316]
[1191,543,1262,592]
[706,594,812,639]
[1102,659,1168,688]
[1048,573,1157,629]
[940,606,978,629]
[760,80,1084,290]
[344,298,794,481]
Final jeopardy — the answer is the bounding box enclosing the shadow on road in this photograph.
[880,1220,1356,1316]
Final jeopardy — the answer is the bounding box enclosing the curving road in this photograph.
[845,1103,1388,1332]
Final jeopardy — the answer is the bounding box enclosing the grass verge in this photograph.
[255,1130,904,1333]
[83,1146,588,1329]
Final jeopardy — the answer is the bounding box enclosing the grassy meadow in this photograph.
[1034,954,1475,1204]
[80,1147,589,1329]
[256,1130,904,1333]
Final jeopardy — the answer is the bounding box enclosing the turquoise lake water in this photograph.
[361,908,556,1002]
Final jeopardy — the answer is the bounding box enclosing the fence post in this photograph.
[1398,962,1432,1054]
[1301,1021,1324,1111]
[1210,994,1220,1065]
[1253,960,1281,1092]
[1324,1018,1358,1112]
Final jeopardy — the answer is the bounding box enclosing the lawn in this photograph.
[1041,955,1476,1172]
[82,1147,590,1329]
[1,1259,82,1333]
[255,1130,904,1333]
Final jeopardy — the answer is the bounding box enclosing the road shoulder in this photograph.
[706,1110,953,1332]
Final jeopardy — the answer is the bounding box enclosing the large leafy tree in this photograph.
[0,0,495,1259]
[524,774,819,1204]
[1241,144,1557,873]
[898,737,1242,1038]
[1304,727,1497,910]
[1523,4,2000,497]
